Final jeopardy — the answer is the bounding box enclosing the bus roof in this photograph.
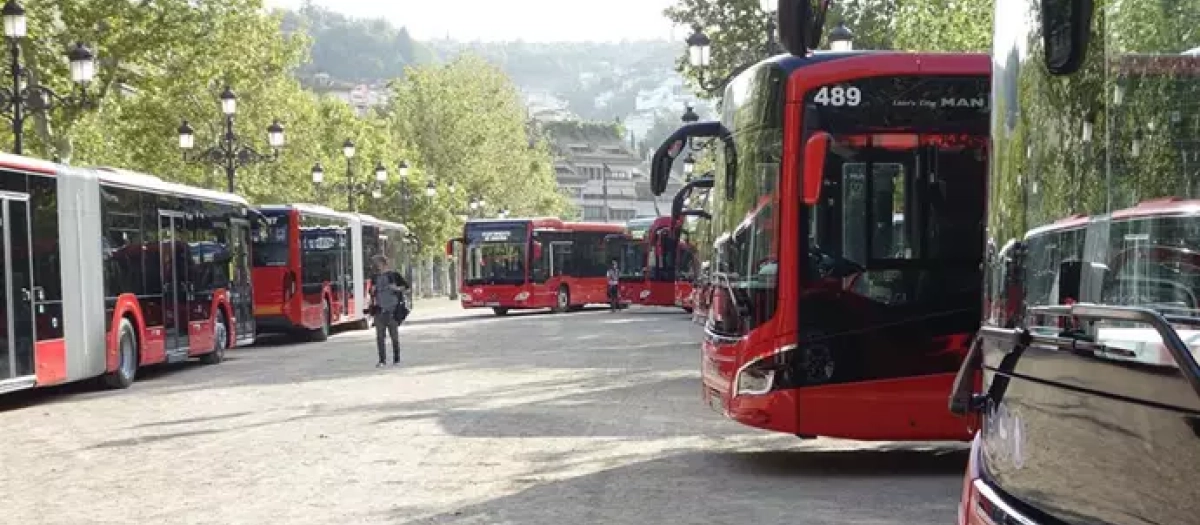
[356,213,409,234]
[258,203,351,220]
[0,152,57,175]
[92,166,250,206]
[1024,198,1200,239]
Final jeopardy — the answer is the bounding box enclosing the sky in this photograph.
[264,0,682,43]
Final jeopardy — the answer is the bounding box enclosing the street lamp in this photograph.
[683,153,696,180]
[685,12,779,95]
[681,104,699,125]
[178,85,286,193]
[424,180,436,197]
[311,138,389,212]
[829,21,855,52]
[398,160,410,178]
[0,0,96,155]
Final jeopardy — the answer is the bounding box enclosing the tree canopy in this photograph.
[14,0,566,257]
[663,0,992,95]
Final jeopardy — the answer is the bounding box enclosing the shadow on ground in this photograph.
[384,446,967,525]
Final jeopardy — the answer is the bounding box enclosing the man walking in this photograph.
[369,254,409,367]
[606,258,621,312]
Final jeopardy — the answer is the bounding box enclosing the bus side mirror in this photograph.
[445,237,463,257]
[803,132,831,206]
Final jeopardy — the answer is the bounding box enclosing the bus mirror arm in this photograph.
[650,121,734,197]
[802,132,832,206]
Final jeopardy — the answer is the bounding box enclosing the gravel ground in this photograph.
[0,304,967,525]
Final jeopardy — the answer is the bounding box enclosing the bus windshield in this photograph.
[253,212,290,267]
[464,222,528,285]
[811,134,987,307]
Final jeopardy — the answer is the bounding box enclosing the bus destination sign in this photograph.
[466,223,527,244]
[805,75,990,135]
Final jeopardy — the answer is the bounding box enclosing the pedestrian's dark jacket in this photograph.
[369,271,410,321]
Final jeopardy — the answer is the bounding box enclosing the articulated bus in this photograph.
[651,7,989,440]
[951,1,1200,524]
[450,218,627,315]
[607,216,698,311]
[252,204,409,340]
[0,156,253,394]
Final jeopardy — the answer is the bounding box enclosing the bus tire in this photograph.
[101,318,138,390]
[552,286,570,313]
[309,299,331,342]
[492,307,509,316]
[200,311,228,365]
[682,307,694,314]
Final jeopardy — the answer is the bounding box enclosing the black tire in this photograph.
[492,307,509,316]
[309,299,331,342]
[200,311,228,365]
[551,286,570,313]
[101,318,138,389]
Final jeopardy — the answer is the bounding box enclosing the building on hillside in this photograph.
[303,73,391,116]
[541,121,686,224]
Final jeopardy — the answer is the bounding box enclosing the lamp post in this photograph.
[685,0,780,95]
[829,21,855,52]
[178,86,285,193]
[0,0,97,155]
[310,140,402,212]
[683,153,696,181]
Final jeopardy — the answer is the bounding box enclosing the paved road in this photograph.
[0,305,967,525]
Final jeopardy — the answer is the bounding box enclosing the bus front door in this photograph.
[0,195,36,392]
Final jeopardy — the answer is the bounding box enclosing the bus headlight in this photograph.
[735,367,775,396]
[461,294,472,302]
[514,291,530,301]
[639,289,651,299]
[733,345,796,397]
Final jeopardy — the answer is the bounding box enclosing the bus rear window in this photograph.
[253,214,290,267]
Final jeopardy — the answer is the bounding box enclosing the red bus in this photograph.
[650,15,989,439]
[952,5,1200,521]
[0,159,253,395]
[606,216,698,311]
[252,204,409,340]
[449,218,627,315]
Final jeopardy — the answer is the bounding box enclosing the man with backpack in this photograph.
[367,254,409,367]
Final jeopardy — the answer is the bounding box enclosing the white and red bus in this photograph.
[606,216,699,311]
[252,204,409,340]
[449,218,627,315]
[0,156,255,394]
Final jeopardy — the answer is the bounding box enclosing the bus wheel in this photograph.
[682,307,694,314]
[101,318,138,389]
[492,307,509,316]
[309,300,331,342]
[200,311,228,365]
[552,286,570,313]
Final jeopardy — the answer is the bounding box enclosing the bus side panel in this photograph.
[186,289,228,356]
[792,373,972,441]
[55,167,107,382]
[33,340,66,386]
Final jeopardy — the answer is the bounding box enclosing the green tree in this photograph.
[662,0,990,95]
[385,54,567,255]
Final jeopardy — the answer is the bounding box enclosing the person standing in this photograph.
[369,255,409,367]
[606,258,621,312]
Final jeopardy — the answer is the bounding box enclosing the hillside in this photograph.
[278,2,434,83]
